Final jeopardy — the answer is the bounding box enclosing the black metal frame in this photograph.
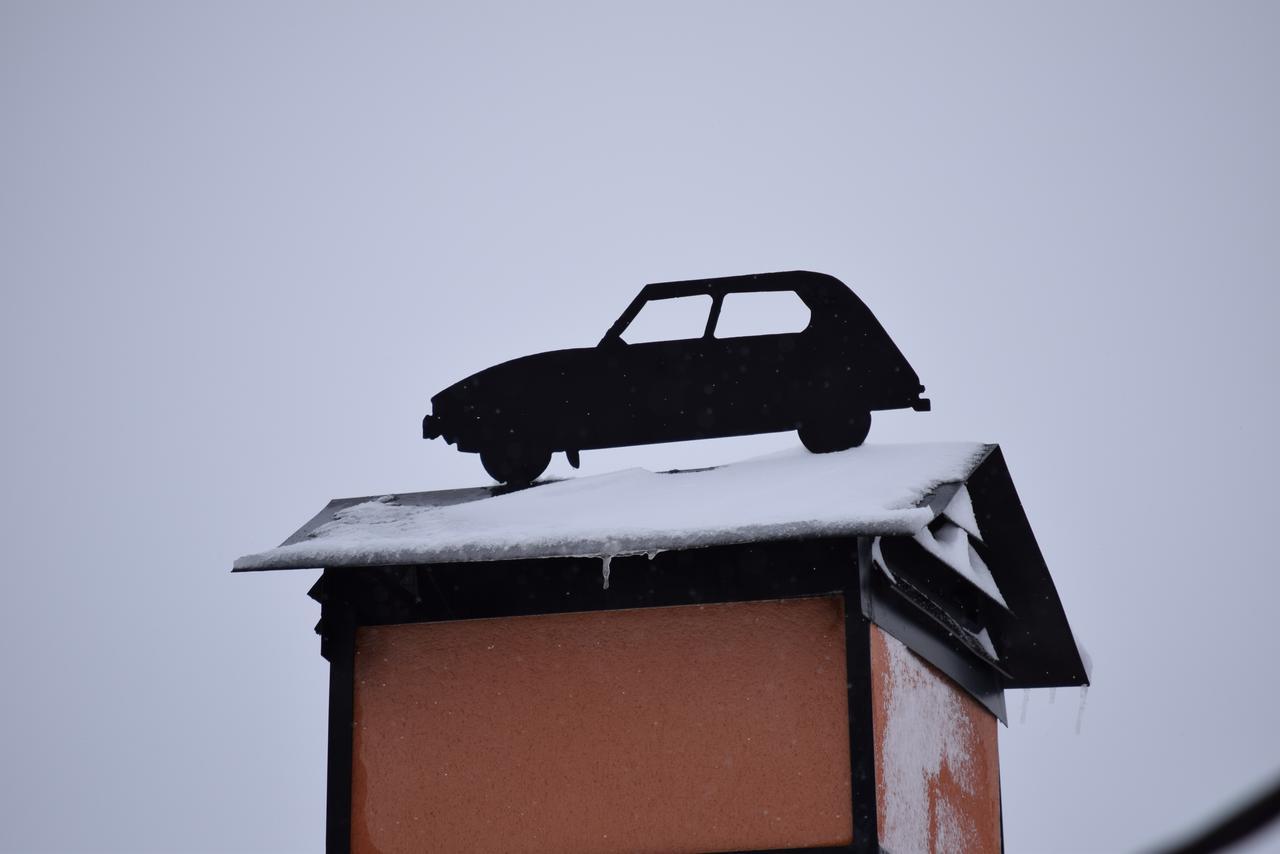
[311,537,889,854]
[322,608,355,853]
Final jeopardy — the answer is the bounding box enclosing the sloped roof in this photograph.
[234,442,992,572]
[237,440,1091,709]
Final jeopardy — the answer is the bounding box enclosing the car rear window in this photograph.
[620,294,713,344]
[713,290,811,338]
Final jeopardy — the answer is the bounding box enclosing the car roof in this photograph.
[637,270,854,302]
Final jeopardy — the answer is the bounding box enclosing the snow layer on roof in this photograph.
[234,442,992,571]
[912,519,1008,608]
[940,484,983,541]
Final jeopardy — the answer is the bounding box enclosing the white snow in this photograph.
[235,442,992,571]
[911,520,1008,608]
[934,797,979,854]
[940,484,983,542]
[879,630,978,854]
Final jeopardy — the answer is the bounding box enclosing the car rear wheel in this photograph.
[480,440,552,486]
[798,410,872,453]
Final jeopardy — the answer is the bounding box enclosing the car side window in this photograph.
[619,295,713,344]
[713,290,812,338]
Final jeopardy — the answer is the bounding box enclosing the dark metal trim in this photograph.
[321,599,355,854]
[315,538,865,627]
[846,608,881,853]
[967,449,1089,688]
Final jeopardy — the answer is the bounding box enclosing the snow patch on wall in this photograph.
[879,631,977,854]
[934,797,979,854]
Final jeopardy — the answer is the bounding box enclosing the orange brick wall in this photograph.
[351,597,853,854]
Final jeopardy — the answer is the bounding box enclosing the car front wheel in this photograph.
[798,410,872,454]
[480,439,552,486]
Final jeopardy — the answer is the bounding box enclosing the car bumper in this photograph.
[912,397,932,412]
[422,413,442,439]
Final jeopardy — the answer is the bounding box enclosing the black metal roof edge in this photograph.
[276,485,497,549]
[969,446,1090,689]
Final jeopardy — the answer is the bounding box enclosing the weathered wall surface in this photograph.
[351,596,853,854]
[871,624,1002,853]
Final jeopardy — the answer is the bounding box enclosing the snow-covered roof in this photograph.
[234,442,994,572]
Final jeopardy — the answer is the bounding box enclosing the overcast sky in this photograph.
[3,3,1279,852]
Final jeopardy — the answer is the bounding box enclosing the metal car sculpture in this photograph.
[423,271,930,484]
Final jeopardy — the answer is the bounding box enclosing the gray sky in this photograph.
[3,2,1279,851]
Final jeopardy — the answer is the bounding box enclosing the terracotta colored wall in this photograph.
[870,625,1002,853]
[351,596,853,854]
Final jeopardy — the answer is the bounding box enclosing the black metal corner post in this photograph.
[321,586,356,854]
[847,547,880,854]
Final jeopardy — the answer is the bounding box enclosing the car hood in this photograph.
[432,347,598,407]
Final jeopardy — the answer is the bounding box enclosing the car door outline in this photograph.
[704,287,816,436]
[596,292,718,447]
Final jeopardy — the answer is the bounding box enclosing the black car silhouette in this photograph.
[423,271,930,484]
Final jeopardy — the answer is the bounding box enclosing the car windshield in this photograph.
[618,294,713,344]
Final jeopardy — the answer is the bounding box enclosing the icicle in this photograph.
[1019,689,1030,725]
[1075,685,1089,735]
[601,554,612,590]
[646,550,660,561]
[1048,687,1057,705]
